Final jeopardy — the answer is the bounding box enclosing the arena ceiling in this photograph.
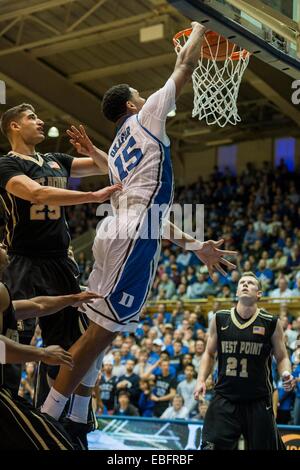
[0,0,299,155]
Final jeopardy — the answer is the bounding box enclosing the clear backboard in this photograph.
[168,0,300,78]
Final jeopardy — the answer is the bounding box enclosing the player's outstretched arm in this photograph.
[194,316,217,400]
[67,125,109,177]
[6,174,121,206]
[13,291,102,320]
[163,220,237,278]
[271,320,296,391]
[0,336,73,368]
[171,21,206,98]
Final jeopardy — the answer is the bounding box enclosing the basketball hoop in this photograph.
[173,29,251,127]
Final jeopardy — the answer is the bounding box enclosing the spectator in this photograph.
[116,359,140,407]
[160,394,189,420]
[171,300,185,328]
[192,339,206,371]
[177,364,197,414]
[145,352,177,379]
[186,273,211,299]
[114,391,139,417]
[191,399,209,421]
[133,349,152,376]
[153,304,172,324]
[120,342,135,364]
[177,353,194,382]
[255,259,274,290]
[148,338,165,364]
[189,312,205,332]
[151,359,177,417]
[157,273,176,300]
[207,273,222,297]
[99,358,117,414]
[269,276,293,301]
[172,283,189,301]
[218,284,232,299]
[138,379,155,417]
[112,350,125,378]
[167,340,189,371]
[228,270,240,293]
[176,250,193,271]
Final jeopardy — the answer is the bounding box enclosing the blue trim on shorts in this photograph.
[106,131,174,322]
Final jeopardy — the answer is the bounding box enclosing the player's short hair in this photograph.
[240,271,262,291]
[0,103,35,138]
[101,84,132,122]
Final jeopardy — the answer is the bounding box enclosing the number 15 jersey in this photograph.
[0,152,73,257]
[214,308,278,402]
[108,78,176,213]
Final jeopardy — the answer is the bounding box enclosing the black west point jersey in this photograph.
[214,308,277,402]
[0,283,19,388]
[0,152,74,257]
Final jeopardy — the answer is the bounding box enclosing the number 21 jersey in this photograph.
[214,308,278,402]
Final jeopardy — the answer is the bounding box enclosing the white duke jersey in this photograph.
[108,78,176,211]
[82,79,176,332]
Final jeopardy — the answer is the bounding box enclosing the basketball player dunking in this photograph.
[41,22,237,436]
[194,272,295,450]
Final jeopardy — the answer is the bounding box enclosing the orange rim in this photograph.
[173,28,250,61]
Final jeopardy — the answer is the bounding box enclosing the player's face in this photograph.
[128,88,146,113]
[13,110,45,145]
[237,276,261,304]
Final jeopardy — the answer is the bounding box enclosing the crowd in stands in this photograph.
[89,300,300,425]
[69,161,300,300]
[19,161,300,425]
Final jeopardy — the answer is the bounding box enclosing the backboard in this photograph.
[168,0,300,78]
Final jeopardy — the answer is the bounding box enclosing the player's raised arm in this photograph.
[171,21,206,98]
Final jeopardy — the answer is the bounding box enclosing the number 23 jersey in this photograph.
[214,308,278,402]
[0,151,73,257]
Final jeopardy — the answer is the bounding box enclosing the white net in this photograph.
[174,32,250,127]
